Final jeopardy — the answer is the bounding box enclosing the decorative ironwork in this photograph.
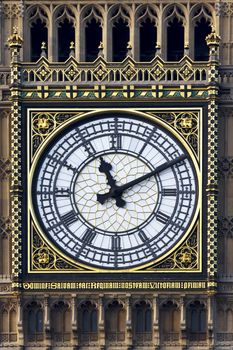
[31,225,86,271]
[206,29,220,287]
[147,111,199,156]
[30,111,84,160]
[21,56,209,85]
[149,226,198,271]
[28,108,201,273]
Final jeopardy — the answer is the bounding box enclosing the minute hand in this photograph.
[115,154,187,195]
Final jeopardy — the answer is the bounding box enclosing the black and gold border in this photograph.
[27,107,203,274]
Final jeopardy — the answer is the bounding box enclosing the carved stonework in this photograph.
[218,217,233,237]
[0,217,12,237]
[218,158,233,177]
[215,2,233,17]
[3,3,24,19]
[0,284,12,293]
[0,158,11,179]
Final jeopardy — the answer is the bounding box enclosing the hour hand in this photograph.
[99,156,116,188]
[97,190,126,208]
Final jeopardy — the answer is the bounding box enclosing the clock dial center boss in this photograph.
[31,113,199,270]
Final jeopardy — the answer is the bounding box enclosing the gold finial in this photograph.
[41,41,46,50]
[69,41,75,57]
[98,41,104,57]
[7,26,23,48]
[40,42,47,58]
[206,26,221,46]
[127,42,132,50]
[98,41,104,49]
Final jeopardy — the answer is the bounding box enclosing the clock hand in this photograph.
[99,156,117,188]
[97,156,126,208]
[96,154,186,207]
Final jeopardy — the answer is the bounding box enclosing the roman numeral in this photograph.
[138,230,148,242]
[112,236,121,251]
[55,188,71,197]
[82,229,96,244]
[75,129,96,156]
[162,188,177,196]
[60,210,77,226]
[82,140,96,156]
[156,211,170,225]
[110,134,122,149]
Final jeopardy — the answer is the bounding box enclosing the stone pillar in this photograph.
[153,294,159,349]
[103,4,109,61]
[44,295,51,347]
[208,295,214,348]
[98,294,105,348]
[180,296,187,349]
[17,297,24,345]
[71,294,78,347]
[126,294,132,349]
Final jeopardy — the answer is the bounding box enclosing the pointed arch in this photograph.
[133,300,152,343]
[80,5,103,61]
[226,309,233,332]
[105,300,126,343]
[135,5,158,61]
[187,300,207,341]
[107,5,131,61]
[159,300,180,343]
[54,5,76,61]
[23,301,44,342]
[78,300,98,344]
[25,5,49,61]
[163,5,186,61]
[190,4,213,61]
[51,300,71,343]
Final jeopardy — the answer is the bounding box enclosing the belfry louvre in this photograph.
[0,1,233,349]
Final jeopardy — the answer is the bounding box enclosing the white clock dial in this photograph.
[31,113,198,269]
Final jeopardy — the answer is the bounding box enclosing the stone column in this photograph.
[180,296,187,349]
[44,295,51,347]
[71,294,78,347]
[98,294,105,348]
[17,297,23,345]
[153,294,159,349]
[126,294,132,349]
[208,295,214,348]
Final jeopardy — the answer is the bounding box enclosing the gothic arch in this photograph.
[225,233,233,276]
[190,4,214,60]
[105,299,126,343]
[0,232,10,276]
[159,300,180,342]
[107,4,131,61]
[23,301,43,342]
[135,5,158,61]
[132,299,152,343]
[0,303,17,342]
[50,300,71,343]
[162,4,187,61]
[226,308,233,331]
[78,300,98,343]
[53,5,76,61]
[24,5,49,61]
[186,300,207,341]
[80,5,104,62]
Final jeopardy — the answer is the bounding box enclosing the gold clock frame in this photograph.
[27,107,202,274]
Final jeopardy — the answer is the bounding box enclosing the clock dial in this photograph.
[31,113,199,270]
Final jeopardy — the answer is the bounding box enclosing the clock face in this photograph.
[31,112,199,270]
